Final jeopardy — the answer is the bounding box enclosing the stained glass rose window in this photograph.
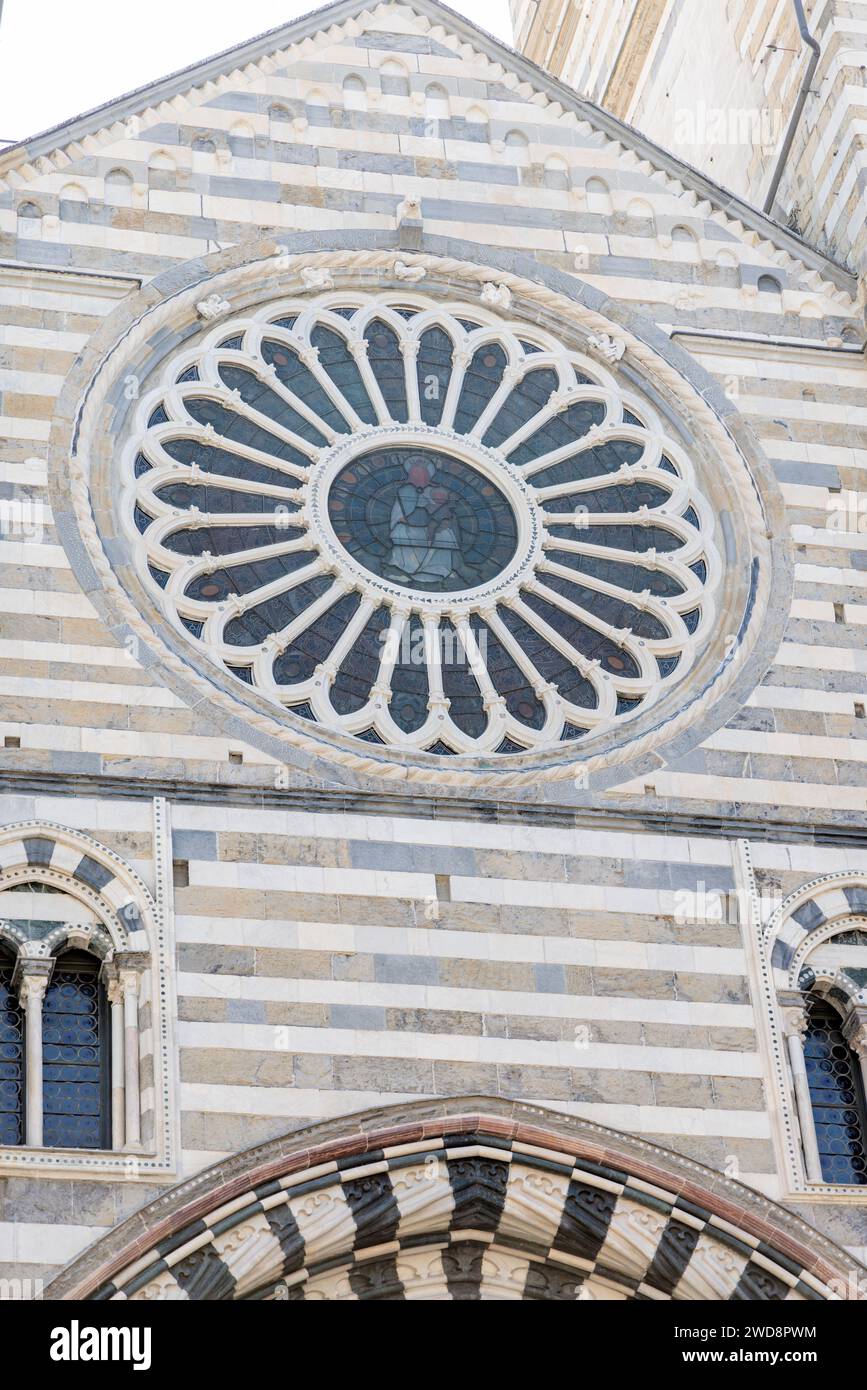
[124,291,720,755]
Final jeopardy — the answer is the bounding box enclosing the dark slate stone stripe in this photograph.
[792,900,825,932]
[756,1242,801,1278]
[446,1153,509,1233]
[173,1246,236,1301]
[772,938,795,970]
[843,885,867,913]
[210,1199,262,1237]
[551,1178,617,1264]
[348,1254,406,1300]
[264,1199,306,1277]
[156,1218,208,1259]
[442,1130,511,1151]
[73,854,114,890]
[523,1261,585,1300]
[337,1146,384,1170]
[622,1184,672,1216]
[122,1258,170,1297]
[23,836,54,865]
[643,1218,701,1296]
[731,1261,791,1301]
[342,1170,401,1250]
[442,1239,485,1300]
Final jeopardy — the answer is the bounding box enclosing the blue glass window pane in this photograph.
[389,615,429,732]
[439,620,487,737]
[497,607,598,709]
[218,365,328,447]
[260,338,351,435]
[547,548,685,598]
[540,571,669,641]
[366,320,408,421]
[523,588,641,678]
[153,483,293,513]
[223,574,332,647]
[481,368,558,449]
[272,591,360,685]
[508,399,606,465]
[330,606,391,714]
[804,995,867,1184]
[184,398,308,469]
[309,326,377,424]
[0,956,23,1146]
[184,550,314,602]
[416,327,454,427]
[453,343,507,435]
[43,953,106,1150]
[529,440,643,489]
[468,614,545,730]
[162,437,300,491]
[164,525,306,558]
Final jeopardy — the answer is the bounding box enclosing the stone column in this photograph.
[118,962,143,1150]
[14,959,53,1149]
[779,992,823,1183]
[100,963,125,1150]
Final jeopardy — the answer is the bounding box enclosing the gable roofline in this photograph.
[0,0,856,298]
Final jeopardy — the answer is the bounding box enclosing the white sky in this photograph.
[0,0,514,144]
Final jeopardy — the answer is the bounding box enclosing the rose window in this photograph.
[124,292,720,756]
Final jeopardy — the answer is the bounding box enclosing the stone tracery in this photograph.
[126,291,720,755]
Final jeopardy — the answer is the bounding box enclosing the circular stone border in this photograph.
[49,233,792,795]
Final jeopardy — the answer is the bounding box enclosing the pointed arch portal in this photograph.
[48,1099,863,1301]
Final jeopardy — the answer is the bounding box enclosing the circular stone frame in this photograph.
[51,235,791,796]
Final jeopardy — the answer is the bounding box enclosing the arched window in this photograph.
[672,224,699,260]
[803,993,867,1185]
[543,155,569,190]
[192,135,217,154]
[757,273,782,295]
[379,59,410,98]
[0,948,24,1146]
[585,177,612,214]
[148,151,176,189]
[342,74,367,111]
[424,83,449,119]
[42,949,108,1151]
[105,168,133,207]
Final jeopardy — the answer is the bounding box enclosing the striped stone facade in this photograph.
[0,0,865,1297]
[512,0,867,284]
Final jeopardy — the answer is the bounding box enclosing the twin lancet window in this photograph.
[783,978,867,1187]
[0,897,143,1153]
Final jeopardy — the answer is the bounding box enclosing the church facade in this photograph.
[0,0,866,1301]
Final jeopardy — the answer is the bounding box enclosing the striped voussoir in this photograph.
[769,873,867,979]
[52,1102,860,1302]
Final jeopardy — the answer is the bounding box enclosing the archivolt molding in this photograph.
[0,2,855,306]
[764,871,867,990]
[47,1099,865,1301]
[0,817,177,1177]
[56,240,788,792]
[743,846,867,1197]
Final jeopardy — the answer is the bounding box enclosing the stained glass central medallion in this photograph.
[326,444,519,594]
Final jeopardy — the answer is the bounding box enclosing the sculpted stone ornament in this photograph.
[480,281,512,310]
[195,294,231,321]
[396,195,422,225]
[300,266,334,291]
[393,259,426,283]
[587,332,626,363]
